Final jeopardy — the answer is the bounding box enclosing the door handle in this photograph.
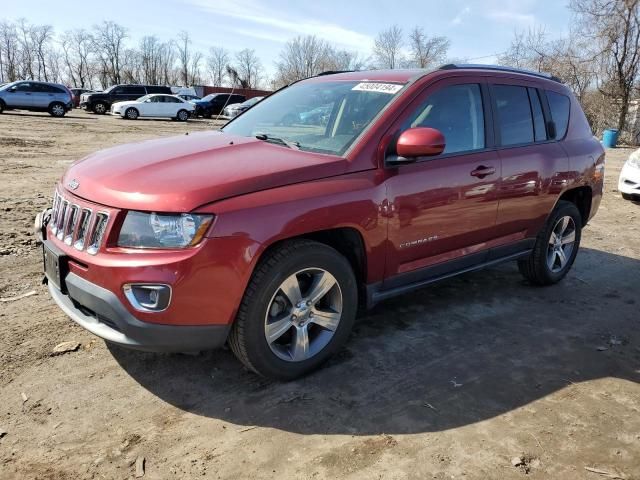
[470,165,496,178]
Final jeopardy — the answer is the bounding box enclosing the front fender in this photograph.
[195,169,388,284]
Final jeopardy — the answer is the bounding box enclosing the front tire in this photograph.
[49,102,66,117]
[176,109,189,122]
[125,107,139,120]
[229,240,358,380]
[0,101,4,114]
[518,200,582,285]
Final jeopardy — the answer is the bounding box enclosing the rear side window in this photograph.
[528,88,547,142]
[123,86,145,95]
[406,83,485,154]
[546,91,571,139]
[146,85,170,94]
[493,85,534,146]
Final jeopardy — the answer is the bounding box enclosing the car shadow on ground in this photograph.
[109,247,640,435]
[1,111,98,120]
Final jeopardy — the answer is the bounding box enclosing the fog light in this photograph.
[123,284,171,312]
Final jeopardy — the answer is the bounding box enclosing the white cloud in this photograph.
[186,0,374,53]
[486,10,536,25]
[451,6,471,26]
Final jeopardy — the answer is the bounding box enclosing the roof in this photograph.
[308,69,426,84]
[309,64,563,85]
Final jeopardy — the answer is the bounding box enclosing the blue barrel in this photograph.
[602,129,619,148]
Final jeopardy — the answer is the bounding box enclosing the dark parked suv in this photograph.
[81,84,172,114]
[192,93,246,118]
[38,65,604,379]
[0,81,73,117]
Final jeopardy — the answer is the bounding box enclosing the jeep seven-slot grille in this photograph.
[50,190,109,255]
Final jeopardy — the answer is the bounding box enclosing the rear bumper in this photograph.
[49,271,231,352]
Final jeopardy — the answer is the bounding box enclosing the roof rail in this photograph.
[438,63,563,83]
[316,70,355,76]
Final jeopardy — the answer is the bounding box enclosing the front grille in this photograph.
[49,189,109,255]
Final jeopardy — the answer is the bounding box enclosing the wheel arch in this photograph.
[557,185,593,226]
[252,227,368,308]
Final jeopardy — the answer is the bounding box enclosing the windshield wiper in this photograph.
[255,133,300,150]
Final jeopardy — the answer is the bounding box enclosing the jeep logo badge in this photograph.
[68,179,79,190]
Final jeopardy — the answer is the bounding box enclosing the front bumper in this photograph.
[618,162,640,200]
[48,271,230,352]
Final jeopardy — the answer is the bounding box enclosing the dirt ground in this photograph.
[0,109,639,480]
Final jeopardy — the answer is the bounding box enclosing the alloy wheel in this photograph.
[264,268,343,362]
[51,104,64,117]
[94,103,106,114]
[547,215,576,273]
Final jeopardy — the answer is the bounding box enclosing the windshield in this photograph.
[137,94,151,102]
[0,81,19,91]
[201,94,218,101]
[223,81,403,156]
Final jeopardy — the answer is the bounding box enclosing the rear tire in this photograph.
[48,102,66,117]
[93,102,107,114]
[518,200,582,285]
[229,240,358,380]
[125,107,139,120]
[176,109,189,122]
[0,101,4,114]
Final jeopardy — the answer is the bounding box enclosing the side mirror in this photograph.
[389,127,446,164]
[8,86,16,92]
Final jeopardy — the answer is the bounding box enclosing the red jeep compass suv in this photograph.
[37,65,604,379]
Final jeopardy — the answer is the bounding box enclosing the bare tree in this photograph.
[175,31,192,86]
[0,21,20,82]
[373,25,404,69]
[233,48,262,88]
[408,27,450,69]
[17,19,34,79]
[189,50,203,85]
[499,27,595,102]
[92,21,127,85]
[31,24,54,81]
[571,0,640,133]
[207,46,229,86]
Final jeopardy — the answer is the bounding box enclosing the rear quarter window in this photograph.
[546,91,571,139]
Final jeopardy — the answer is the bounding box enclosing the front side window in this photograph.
[223,80,403,156]
[405,83,485,155]
[494,85,534,146]
[547,91,571,139]
[14,82,34,92]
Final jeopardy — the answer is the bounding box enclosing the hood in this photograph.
[62,131,347,212]
[112,100,138,108]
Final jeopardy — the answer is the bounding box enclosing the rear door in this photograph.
[384,79,502,285]
[490,81,569,242]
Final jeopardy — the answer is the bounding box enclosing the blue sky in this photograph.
[3,0,572,77]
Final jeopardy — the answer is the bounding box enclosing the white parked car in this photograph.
[111,94,194,121]
[619,148,640,202]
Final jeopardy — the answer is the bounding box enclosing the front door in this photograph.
[6,82,36,107]
[383,80,501,287]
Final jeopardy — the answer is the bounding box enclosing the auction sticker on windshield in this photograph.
[351,83,403,94]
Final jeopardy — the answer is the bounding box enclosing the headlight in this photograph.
[628,150,640,168]
[117,211,213,249]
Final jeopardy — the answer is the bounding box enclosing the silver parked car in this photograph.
[223,96,263,118]
[0,81,73,117]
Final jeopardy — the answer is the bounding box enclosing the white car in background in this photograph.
[111,94,194,121]
[619,148,640,202]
